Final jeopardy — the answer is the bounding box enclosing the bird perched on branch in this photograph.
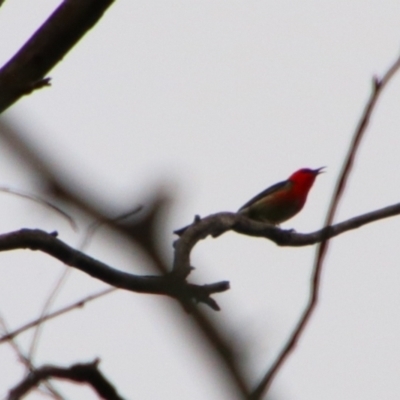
[238,167,324,224]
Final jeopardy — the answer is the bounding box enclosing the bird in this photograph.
[238,167,324,224]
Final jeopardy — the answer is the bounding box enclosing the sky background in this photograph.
[1,1,400,399]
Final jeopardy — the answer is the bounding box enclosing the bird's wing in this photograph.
[238,180,291,211]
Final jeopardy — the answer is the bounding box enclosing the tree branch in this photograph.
[250,52,400,399]
[0,0,116,113]
[0,229,228,311]
[0,288,116,344]
[8,359,124,400]
[174,201,400,255]
[1,202,397,313]
[0,313,65,399]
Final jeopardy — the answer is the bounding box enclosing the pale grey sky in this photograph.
[1,1,400,399]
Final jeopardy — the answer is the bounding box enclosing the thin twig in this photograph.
[25,207,141,367]
[0,187,77,371]
[0,313,65,400]
[0,313,32,367]
[79,205,143,250]
[0,186,77,230]
[27,267,70,363]
[251,53,400,399]
[0,288,116,344]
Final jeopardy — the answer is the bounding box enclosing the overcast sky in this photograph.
[1,1,400,399]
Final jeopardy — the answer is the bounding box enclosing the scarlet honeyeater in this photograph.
[238,167,324,224]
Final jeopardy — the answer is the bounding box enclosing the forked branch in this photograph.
[0,229,228,311]
[250,52,400,399]
[8,359,124,400]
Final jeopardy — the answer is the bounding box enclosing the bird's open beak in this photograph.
[313,167,326,175]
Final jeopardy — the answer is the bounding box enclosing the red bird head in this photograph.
[289,167,325,192]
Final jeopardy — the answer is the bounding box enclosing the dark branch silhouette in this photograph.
[8,359,125,400]
[0,0,116,113]
[0,198,398,313]
[250,53,400,398]
[0,228,228,310]
[174,201,400,247]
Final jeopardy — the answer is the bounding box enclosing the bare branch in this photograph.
[0,198,397,314]
[28,268,70,363]
[0,229,228,310]
[174,200,400,250]
[0,313,65,399]
[250,52,400,399]
[0,288,116,344]
[79,206,143,250]
[25,207,143,368]
[25,207,144,368]
[0,198,397,312]
[8,359,125,400]
[0,0,116,113]
[0,186,77,230]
